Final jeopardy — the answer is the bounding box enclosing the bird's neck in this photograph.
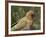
[27,16,33,20]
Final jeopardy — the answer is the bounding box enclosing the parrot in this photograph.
[11,10,34,31]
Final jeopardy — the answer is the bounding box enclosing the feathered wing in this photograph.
[11,19,27,31]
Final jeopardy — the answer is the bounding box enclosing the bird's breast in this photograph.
[27,20,32,25]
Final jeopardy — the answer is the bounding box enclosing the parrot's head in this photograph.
[26,10,34,20]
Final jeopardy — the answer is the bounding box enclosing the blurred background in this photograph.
[11,6,41,30]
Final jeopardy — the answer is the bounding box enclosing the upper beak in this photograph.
[32,14,35,19]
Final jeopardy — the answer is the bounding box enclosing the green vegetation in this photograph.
[11,6,41,30]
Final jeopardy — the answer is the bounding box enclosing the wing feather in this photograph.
[12,19,27,31]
